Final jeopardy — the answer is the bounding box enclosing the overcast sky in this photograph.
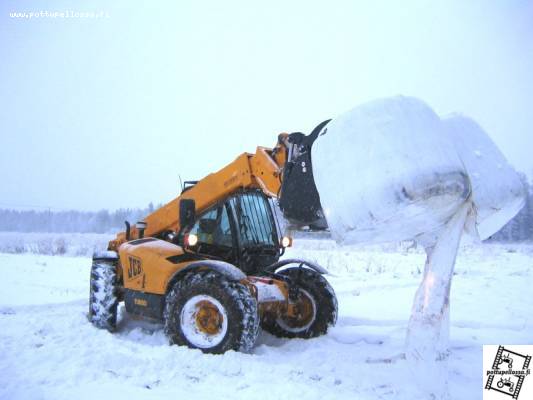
[1,0,532,211]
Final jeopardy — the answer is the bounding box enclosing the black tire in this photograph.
[261,268,337,338]
[89,261,118,331]
[164,271,259,354]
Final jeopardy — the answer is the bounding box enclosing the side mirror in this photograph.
[179,199,196,228]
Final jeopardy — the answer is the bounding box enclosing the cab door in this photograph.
[185,202,239,265]
[228,192,281,274]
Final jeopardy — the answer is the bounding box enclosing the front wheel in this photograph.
[261,267,338,338]
[89,261,118,331]
[164,271,259,354]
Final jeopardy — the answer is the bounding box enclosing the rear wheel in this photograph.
[164,271,259,353]
[89,261,118,331]
[261,268,337,338]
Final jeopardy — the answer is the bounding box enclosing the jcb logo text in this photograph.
[128,256,143,279]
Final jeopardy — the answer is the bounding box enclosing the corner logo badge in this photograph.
[484,345,532,399]
[127,256,143,279]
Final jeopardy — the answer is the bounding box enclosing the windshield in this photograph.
[229,192,277,247]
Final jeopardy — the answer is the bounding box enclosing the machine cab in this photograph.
[181,190,283,274]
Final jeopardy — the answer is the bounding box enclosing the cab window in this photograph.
[188,204,234,258]
[230,192,276,247]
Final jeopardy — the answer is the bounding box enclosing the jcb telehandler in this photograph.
[89,120,338,353]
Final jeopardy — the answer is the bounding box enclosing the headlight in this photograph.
[185,233,198,247]
[280,236,292,248]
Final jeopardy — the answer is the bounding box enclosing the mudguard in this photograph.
[166,260,246,293]
[264,258,329,275]
[92,250,119,262]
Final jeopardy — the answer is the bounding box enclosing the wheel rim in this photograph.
[180,295,228,349]
[276,289,317,333]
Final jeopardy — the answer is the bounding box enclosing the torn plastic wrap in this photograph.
[310,96,525,400]
[442,115,525,240]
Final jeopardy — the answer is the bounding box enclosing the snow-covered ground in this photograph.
[0,232,112,257]
[1,239,532,400]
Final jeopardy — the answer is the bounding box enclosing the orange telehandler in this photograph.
[89,120,337,353]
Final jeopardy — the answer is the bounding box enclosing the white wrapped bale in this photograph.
[311,96,525,400]
[312,96,471,245]
[442,115,526,240]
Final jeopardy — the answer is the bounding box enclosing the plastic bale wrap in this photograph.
[312,96,471,245]
[442,115,526,240]
[310,96,527,399]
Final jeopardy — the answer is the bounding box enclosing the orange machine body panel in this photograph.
[117,238,292,309]
[118,238,193,295]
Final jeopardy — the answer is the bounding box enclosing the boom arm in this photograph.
[108,137,289,250]
[146,145,286,234]
[108,120,330,251]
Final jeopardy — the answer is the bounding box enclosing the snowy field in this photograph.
[0,232,112,257]
[1,238,532,400]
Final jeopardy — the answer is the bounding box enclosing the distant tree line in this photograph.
[0,176,532,241]
[0,203,159,234]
